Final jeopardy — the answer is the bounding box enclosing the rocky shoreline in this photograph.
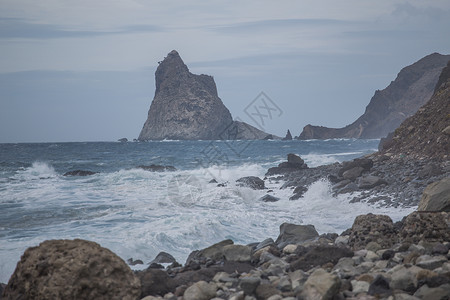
[2,153,449,300]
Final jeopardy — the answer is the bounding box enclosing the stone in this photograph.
[414,283,450,300]
[255,283,280,299]
[287,153,305,166]
[301,268,341,300]
[275,223,319,248]
[368,275,391,297]
[283,244,298,254]
[239,277,260,295]
[417,177,450,212]
[266,154,308,175]
[118,137,128,142]
[417,163,443,179]
[348,213,397,250]
[399,212,450,244]
[358,175,387,189]
[289,185,308,200]
[415,255,447,270]
[137,268,174,297]
[255,238,275,250]
[236,176,265,190]
[290,245,353,272]
[351,280,370,294]
[63,170,97,176]
[222,245,252,262]
[183,281,217,300]
[185,239,233,264]
[343,167,365,181]
[149,251,177,265]
[389,265,422,293]
[382,249,396,260]
[259,194,280,202]
[138,165,177,172]
[365,241,382,252]
[3,239,141,300]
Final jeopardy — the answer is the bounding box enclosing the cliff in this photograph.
[380,60,450,160]
[298,53,450,140]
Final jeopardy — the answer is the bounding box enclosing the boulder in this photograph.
[185,239,233,265]
[266,154,308,175]
[399,212,450,244]
[418,177,450,212]
[222,245,252,262]
[118,138,128,142]
[275,223,319,248]
[290,245,353,272]
[417,163,443,179]
[343,167,365,181]
[183,281,217,300]
[347,214,397,250]
[358,175,387,189]
[289,185,308,200]
[236,176,265,190]
[63,170,97,176]
[2,239,141,300]
[259,194,280,202]
[136,268,174,297]
[301,268,341,300]
[149,251,177,265]
[338,158,374,177]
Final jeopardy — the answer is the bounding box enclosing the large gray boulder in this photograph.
[418,177,450,212]
[275,223,319,248]
[2,239,141,300]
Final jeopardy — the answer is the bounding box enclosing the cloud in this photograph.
[0,18,165,39]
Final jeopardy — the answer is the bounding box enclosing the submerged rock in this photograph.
[137,164,176,172]
[63,170,97,176]
[236,176,265,190]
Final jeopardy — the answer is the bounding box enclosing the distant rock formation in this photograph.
[282,129,292,140]
[380,60,450,160]
[298,53,450,140]
[138,50,272,140]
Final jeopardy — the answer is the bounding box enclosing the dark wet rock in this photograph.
[368,275,392,297]
[185,239,233,265]
[255,238,276,251]
[342,166,365,181]
[348,214,397,250]
[118,138,128,142]
[236,176,265,190]
[382,249,396,260]
[275,223,319,248]
[63,170,97,176]
[266,154,308,175]
[290,245,353,272]
[127,258,144,266]
[338,158,373,177]
[208,179,218,184]
[240,277,260,295]
[3,239,141,300]
[136,268,175,297]
[149,251,177,265]
[418,177,450,212]
[137,164,176,172]
[259,194,280,202]
[358,175,387,189]
[289,185,308,200]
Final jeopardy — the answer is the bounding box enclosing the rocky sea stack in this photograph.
[138,50,270,141]
[299,53,450,140]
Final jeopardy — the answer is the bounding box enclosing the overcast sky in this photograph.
[0,0,449,142]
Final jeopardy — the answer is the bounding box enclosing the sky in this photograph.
[0,0,449,142]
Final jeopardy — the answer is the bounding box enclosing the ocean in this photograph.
[0,139,416,282]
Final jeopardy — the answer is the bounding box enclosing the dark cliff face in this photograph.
[298,53,450,140]
[138,50,234,140]
[380,61,450,160]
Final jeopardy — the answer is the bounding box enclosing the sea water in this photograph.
[0,139,415,282]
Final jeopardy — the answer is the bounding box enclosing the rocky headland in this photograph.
[298,53,450,140]
[138,51,271,141]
